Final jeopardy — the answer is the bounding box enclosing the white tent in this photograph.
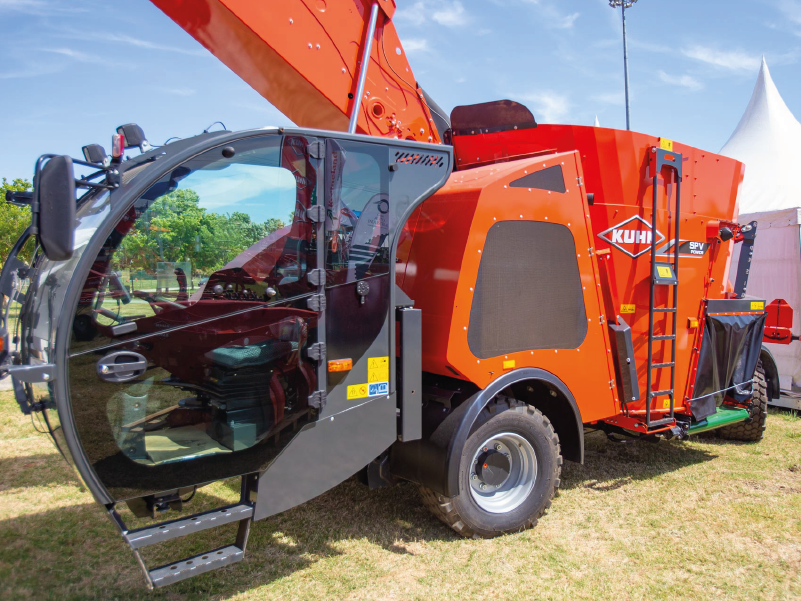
[721,57,801,396]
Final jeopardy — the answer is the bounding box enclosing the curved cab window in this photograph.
[67,135,322,488]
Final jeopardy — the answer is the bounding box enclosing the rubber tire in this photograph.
[717,360,768,442]
[419,397,562,539]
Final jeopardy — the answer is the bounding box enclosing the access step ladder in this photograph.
[645,145,683,429]
[107,474,257,589]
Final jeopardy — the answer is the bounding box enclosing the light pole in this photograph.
[609,0,638,131]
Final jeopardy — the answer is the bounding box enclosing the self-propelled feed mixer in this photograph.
[0,0,775,589]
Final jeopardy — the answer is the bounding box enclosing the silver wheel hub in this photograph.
[469,432,537,514]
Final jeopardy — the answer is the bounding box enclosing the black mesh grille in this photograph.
[510,165,566,193]
[394,150,446,168]
[467,221,588,358]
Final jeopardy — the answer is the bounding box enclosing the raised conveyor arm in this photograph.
[151,0,443,143]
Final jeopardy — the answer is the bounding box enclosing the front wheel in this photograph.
[419,397,562,539]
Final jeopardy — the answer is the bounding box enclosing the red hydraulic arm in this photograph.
[151,0,444,143]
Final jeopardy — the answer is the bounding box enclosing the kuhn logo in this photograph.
[597,215,665,258]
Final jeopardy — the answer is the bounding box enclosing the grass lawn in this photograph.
[0,388,799,601]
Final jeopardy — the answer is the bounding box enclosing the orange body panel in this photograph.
[151,0,441,143]
[433,125,746,423]
[400,152,621,424]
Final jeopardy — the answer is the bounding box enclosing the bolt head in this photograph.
[471,474,477,480]
[100,365,110,374]
[495,443,502,451]
[479,483,486,490]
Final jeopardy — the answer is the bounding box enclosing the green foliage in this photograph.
[0,178,32,267]
[115,188,286,274]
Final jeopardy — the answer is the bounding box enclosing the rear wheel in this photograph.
[718,360,768,442]
[419,397,562,539]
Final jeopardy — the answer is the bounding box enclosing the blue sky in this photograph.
[1,0,800,182]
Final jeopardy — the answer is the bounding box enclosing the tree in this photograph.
[0,178,32,267]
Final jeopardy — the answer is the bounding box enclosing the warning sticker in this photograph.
[347,384,369,400]
[750,301,765,311]
[347,381,389,400]
[620,304,636,314]
[662,398,671,409]
[656,265,673,278]
[368,356,389,384]
[369,382,389,396]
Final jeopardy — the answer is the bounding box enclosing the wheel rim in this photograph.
[468,431,538,514]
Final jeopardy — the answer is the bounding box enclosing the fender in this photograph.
[759,345,780,400]
[390,368,583,497]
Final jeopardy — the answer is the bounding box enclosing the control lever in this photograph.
[97,351,148,383]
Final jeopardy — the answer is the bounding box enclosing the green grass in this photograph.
[0,389,799,601]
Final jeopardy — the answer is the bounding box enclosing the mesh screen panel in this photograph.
[467,221,588,358]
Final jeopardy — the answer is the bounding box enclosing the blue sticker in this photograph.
[368,382,388,396]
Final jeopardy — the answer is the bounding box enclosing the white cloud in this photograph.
[396,1,468,28]
[41,47,118,67]
[657,70,703,91]
[164,87,196,97]
[554,12,580,29]
[592,91,625,106]
[522,0,579,30]
[402,38,429,54]
[0,0,86,15]
[512,90,570,124]
[59,30,206,57]
[682,46,760,72]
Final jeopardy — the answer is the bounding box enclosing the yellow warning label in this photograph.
[656,265,672,278]
[662,398,671,409]
[620,304,636,314]
[750,301,765,311]
[659,138,674,151]
[347,383,369,400]
[367,356,389,383]
[503,360,516,369]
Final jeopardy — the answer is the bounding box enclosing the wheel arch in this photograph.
[759,345,780,400]
[390,368,583,497]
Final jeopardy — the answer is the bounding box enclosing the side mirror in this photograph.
[37,155,76,261]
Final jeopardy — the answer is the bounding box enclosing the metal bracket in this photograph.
[306,294,326,312]
[308,140,324,159]
[306,205,325,223]
[7,363,56,383]
[308,390,327,410]
[306,269,325,287]
[307,342,326,362]
[732,220,757,298]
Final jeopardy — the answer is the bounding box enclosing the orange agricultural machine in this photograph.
[0,0,774,589]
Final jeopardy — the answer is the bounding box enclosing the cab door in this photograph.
[66,133,326,501]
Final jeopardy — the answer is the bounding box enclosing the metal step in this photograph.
[650,362,675,369]
[653,308,676,313]
[125,504,253,549]
[149,545,245,588]
[649,389,673,398]
[651,335,675,341]
[647,417,675,428]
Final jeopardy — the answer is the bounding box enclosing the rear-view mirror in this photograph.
[37,155,76,261]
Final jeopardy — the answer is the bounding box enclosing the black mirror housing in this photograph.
[38,155,76,261]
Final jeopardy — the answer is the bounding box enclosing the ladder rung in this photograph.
[647,417,675,427]
[650,362,675,369]
[652,335,675,341]
[149,545,245,588]
[124,504,253,549]
[653,308,676,313]
[649,389,674,398]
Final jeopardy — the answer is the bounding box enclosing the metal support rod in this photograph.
[622,4,631,131]
[348,2,380,134]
